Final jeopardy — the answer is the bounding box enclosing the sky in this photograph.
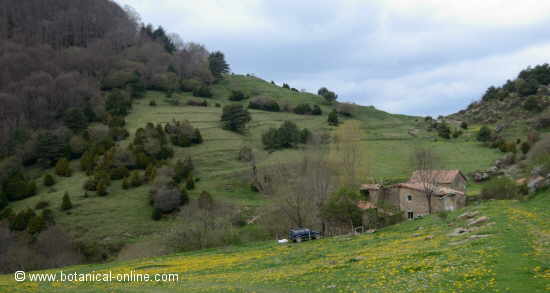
[115,0,550,116]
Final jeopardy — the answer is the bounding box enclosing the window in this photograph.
[407,195,412,201]
[407,211,414,219]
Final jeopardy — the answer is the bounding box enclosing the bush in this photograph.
[152,186,181,213]
[27,215,46,235]
[130,171,142,188]
[149,100,157,106]
[248,97,280,112]
[229,90,247,101]
[477,126,493,142]
[337,103,354,117]
[460,121,468,129]
[221,104,251,133]
[35,201,49,210]
[312,105,322,115]
[180,187,189,206]
[318,87,338,104]
[96,181,108,196]
[111,167,130,180]
[192,86,213,98]
[152,208,162,221]
[61,192,73,211]
[186,99,208,107]
[437,123,451,139]
[481,177,519,200]
[180,79,202,92]
[524,96,542,112]
[186,176,195,190]
[328,109,339,126]
[521,142,531,154]
[55,158,72,177]
[105,89,132,116]
[452,129,463,138]
[293,103,312,115]
[262,121,307,150]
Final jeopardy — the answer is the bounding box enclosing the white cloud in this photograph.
[115,0,550,115]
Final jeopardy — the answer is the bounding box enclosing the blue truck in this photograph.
[288,228,321,243]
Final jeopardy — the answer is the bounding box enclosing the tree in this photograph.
[437,123,451,139]
[521,142,531,154]
[105,89,131,116]
[180,187,189,206]
[152,208,162,221]
[198,191,214,210]
[55,158,72,177]
[321,188,362,230]
[318,87,338,103]
[96,181,108,196]
[186,176,195,190]
[333,120,365,187]
[460,121,468,130]
[27,215,46,235]
[221,104,251,133]
[229,90,247,101]
[61,192,72,211]
[130,171,142,187]
[63,108,88,132]
[208,51,230,79]
[524,96,542,112]
[328,109,339,126]
[410,146,441,214]
[0,193,7,211]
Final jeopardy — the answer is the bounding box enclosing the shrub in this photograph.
[524,96,542,112]
[130,171,142,187]
[122,177,130,190]
[481,177,519,200]
[215,103,221,107]
[186,99,208,107]
[0,194,8,211]
[337,103,354,117]
[10,209,35,231]
[262,121,306,150]
[152,186,181,213]
[55,158,72,177]
[96,181,108,196]
[105,89,132,116]
[452,129,463,138]
[521,142,531,154]
[293,103,312,115]
[27,215,46,235]
[149,100,157,106]
[192,86,213,98]
[174,157,194,184]
[61,192,73,211]
[180,187,189,206]
[111,166,130,180]
[477,126,493,142]
[180,79,202,92]
[437,123,451,139]
[248,97,280,112]
[328,109,339,126]
[221,104,251,133]
[35,201,50,210]
[186,176,195,190]
[312,105,322,115]
[83,178,98,191]
[460,121,468,129]
[152,208,162,221]
[229,90,247,101]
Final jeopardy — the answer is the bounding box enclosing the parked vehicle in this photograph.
[288,228,321,243]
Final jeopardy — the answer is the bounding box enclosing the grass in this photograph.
[2,191,548,292]
[8,74,502,257]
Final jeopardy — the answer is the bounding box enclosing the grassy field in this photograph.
[8,74,502,256]
[2,190,548,293]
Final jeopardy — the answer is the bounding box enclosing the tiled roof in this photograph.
[409,170,467,184]
[359,184,382,190]
[357,200,377,210]
[394,182,464,197]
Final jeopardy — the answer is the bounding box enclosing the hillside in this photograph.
[449,64,550,139]
[3,73,504,261]
[2,190,548,293]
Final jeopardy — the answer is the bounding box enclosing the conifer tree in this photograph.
[61,192,73,210]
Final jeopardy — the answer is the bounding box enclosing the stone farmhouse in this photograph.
[359,170,467,220]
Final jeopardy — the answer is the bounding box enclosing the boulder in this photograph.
[448,227,470,236]
[528,176,548,193]
[458,211,480,220]
[468,234,490,240]
[473,171,490,182]
[468,216,489,227]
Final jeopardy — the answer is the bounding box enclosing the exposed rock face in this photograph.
[458,211,480,220]
[448,227,470,236]
[528,176,549,193]
[468,216,489,227]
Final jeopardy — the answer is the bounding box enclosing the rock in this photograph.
[458,211,480,220]
[448,227,470,236]
[327,285,336,289]
[487,166,499,173]
[528,176,548,193]
[366,229,376,234]
[424,235,434,240]
[473,171,490,182]
[413,233,421,237]
[468,216,489,227]
[416,226,424,230]
[469,234,490,240]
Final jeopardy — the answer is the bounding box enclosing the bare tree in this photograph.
[332,120,366,188]
[410,146,441,214]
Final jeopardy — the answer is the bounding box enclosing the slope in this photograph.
[2,191,548,293]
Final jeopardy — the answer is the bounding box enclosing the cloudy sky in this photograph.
[116,0,550,116]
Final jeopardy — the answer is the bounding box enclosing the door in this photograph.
[407,211,414,219]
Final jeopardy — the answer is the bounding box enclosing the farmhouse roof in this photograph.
[394,182,464,197]
[359,184,383,191]
[409,170,467,184]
